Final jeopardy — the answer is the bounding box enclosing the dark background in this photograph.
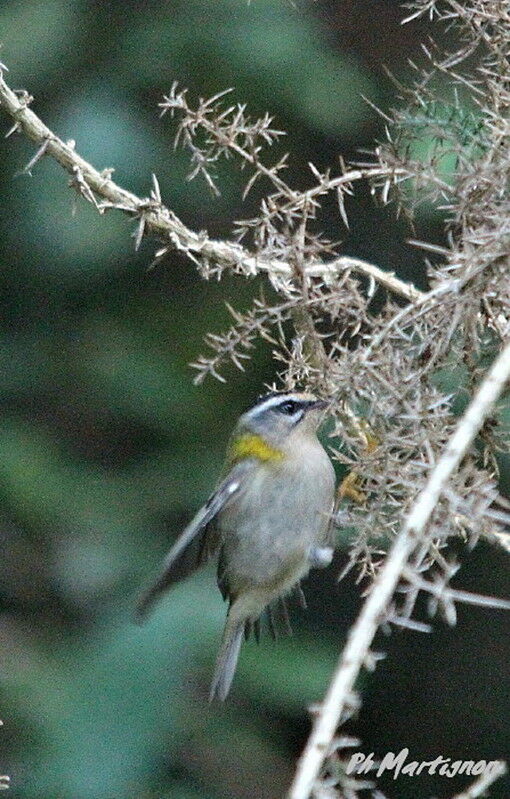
[0,1,508,797]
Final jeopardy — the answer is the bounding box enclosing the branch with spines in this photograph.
[0,69,424,305]
[2,29,509,799]
[289,337,510,799]
[159,83,454,248]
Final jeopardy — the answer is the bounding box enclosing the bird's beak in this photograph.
[307,399,329,412]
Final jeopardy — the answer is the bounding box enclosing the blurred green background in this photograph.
[0,1,508,797]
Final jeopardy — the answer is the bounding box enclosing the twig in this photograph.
[449,760,507,799]
[288,338,510,799]
[0,72,423,304]
[403,570,510,613]
[489,529,510,553]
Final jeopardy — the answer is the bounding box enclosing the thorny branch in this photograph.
[1,1,510,797]
[289,338,510,799]
[0,71,421,304]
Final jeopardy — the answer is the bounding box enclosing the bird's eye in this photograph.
[279,400,299,415]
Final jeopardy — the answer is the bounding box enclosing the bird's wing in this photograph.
[135,460,254,621]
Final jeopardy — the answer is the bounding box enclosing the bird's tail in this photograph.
[209,611,245,702]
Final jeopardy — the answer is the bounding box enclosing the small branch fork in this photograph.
[0,71,423,304]
[288,339,510,799]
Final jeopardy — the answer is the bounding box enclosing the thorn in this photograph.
[5,121,20,138]
[69,166,99,208]
[363,650,387,672]
[151,173,161,203]
[133,214,145,251]
[19,138,49,175]
[387,614,433,633]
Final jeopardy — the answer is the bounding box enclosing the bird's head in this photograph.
[228,391,330,463]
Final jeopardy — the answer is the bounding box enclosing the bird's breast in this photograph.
[217,445,335,592]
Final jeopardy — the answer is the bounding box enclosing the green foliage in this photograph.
[391,93,488,217]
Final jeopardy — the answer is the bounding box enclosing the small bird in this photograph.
[136,390,336,700]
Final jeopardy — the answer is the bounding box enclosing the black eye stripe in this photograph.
[279,400,300,415]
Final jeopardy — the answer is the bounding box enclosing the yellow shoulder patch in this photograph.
[229,434,284,463]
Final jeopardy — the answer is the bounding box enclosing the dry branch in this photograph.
[0,71,423,304]
[289,339,510,799]
[1,3,509,795]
